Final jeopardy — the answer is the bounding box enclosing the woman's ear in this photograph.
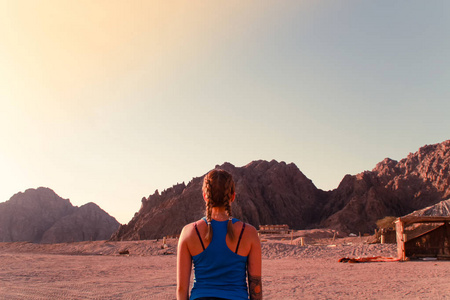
[230,192,236,203]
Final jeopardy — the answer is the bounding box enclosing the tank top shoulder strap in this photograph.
[193,222,205,250]
[235,222,246,254]
[231,217,240,224]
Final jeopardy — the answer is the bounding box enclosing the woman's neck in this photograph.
[210,207,229,221]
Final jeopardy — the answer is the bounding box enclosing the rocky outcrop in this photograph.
[0,187,75,243]
[321,140,450,234]
[111,160,327,241]
[41,202,121,243]
[111,140,450,240]
[0,187,120,243]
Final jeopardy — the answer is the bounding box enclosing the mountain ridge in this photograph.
[321,140,450,233]
[111,140,450,240]
[0,187,120,243]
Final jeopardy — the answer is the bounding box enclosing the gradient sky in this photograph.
[1,1,449,224]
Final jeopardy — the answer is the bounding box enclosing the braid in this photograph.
[223,176,235,240]
[204,179,213,242]
[225,200,235,241]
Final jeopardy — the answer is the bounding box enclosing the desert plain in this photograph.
[1,231,449,300]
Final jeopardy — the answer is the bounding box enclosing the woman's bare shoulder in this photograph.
[237,221,255,231]
[234,221,258,238]
[180,220,205,237]
[243,223,258,236]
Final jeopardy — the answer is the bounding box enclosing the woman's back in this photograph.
[190,218,249,300]
[186,218,254,258]
[176,169,261,300]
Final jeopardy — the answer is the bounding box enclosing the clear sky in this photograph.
[1,1,449,224]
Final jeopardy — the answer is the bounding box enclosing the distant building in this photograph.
[259,224,290,234]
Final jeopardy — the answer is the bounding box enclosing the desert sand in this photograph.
[1,232,449,299]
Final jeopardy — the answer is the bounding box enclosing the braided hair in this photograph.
[202,169,236,242]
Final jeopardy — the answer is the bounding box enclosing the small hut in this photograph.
[395,216,450,261]
[395,198,450,261]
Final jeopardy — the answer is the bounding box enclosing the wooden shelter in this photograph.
[395,216,450,261]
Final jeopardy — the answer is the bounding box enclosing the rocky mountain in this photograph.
[111,140,450,240]
[111,160,327,241]
[321,140,450,233]
[0,187,120,243]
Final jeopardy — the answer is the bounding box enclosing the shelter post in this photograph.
[395,219,406,261]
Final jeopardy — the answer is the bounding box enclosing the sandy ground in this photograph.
[1,233,449,299]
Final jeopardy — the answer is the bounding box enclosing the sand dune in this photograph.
[1,235,449,299]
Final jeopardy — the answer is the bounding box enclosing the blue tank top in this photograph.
[190,218,249,300]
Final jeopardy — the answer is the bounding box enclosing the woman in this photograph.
[177,169,262,300]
